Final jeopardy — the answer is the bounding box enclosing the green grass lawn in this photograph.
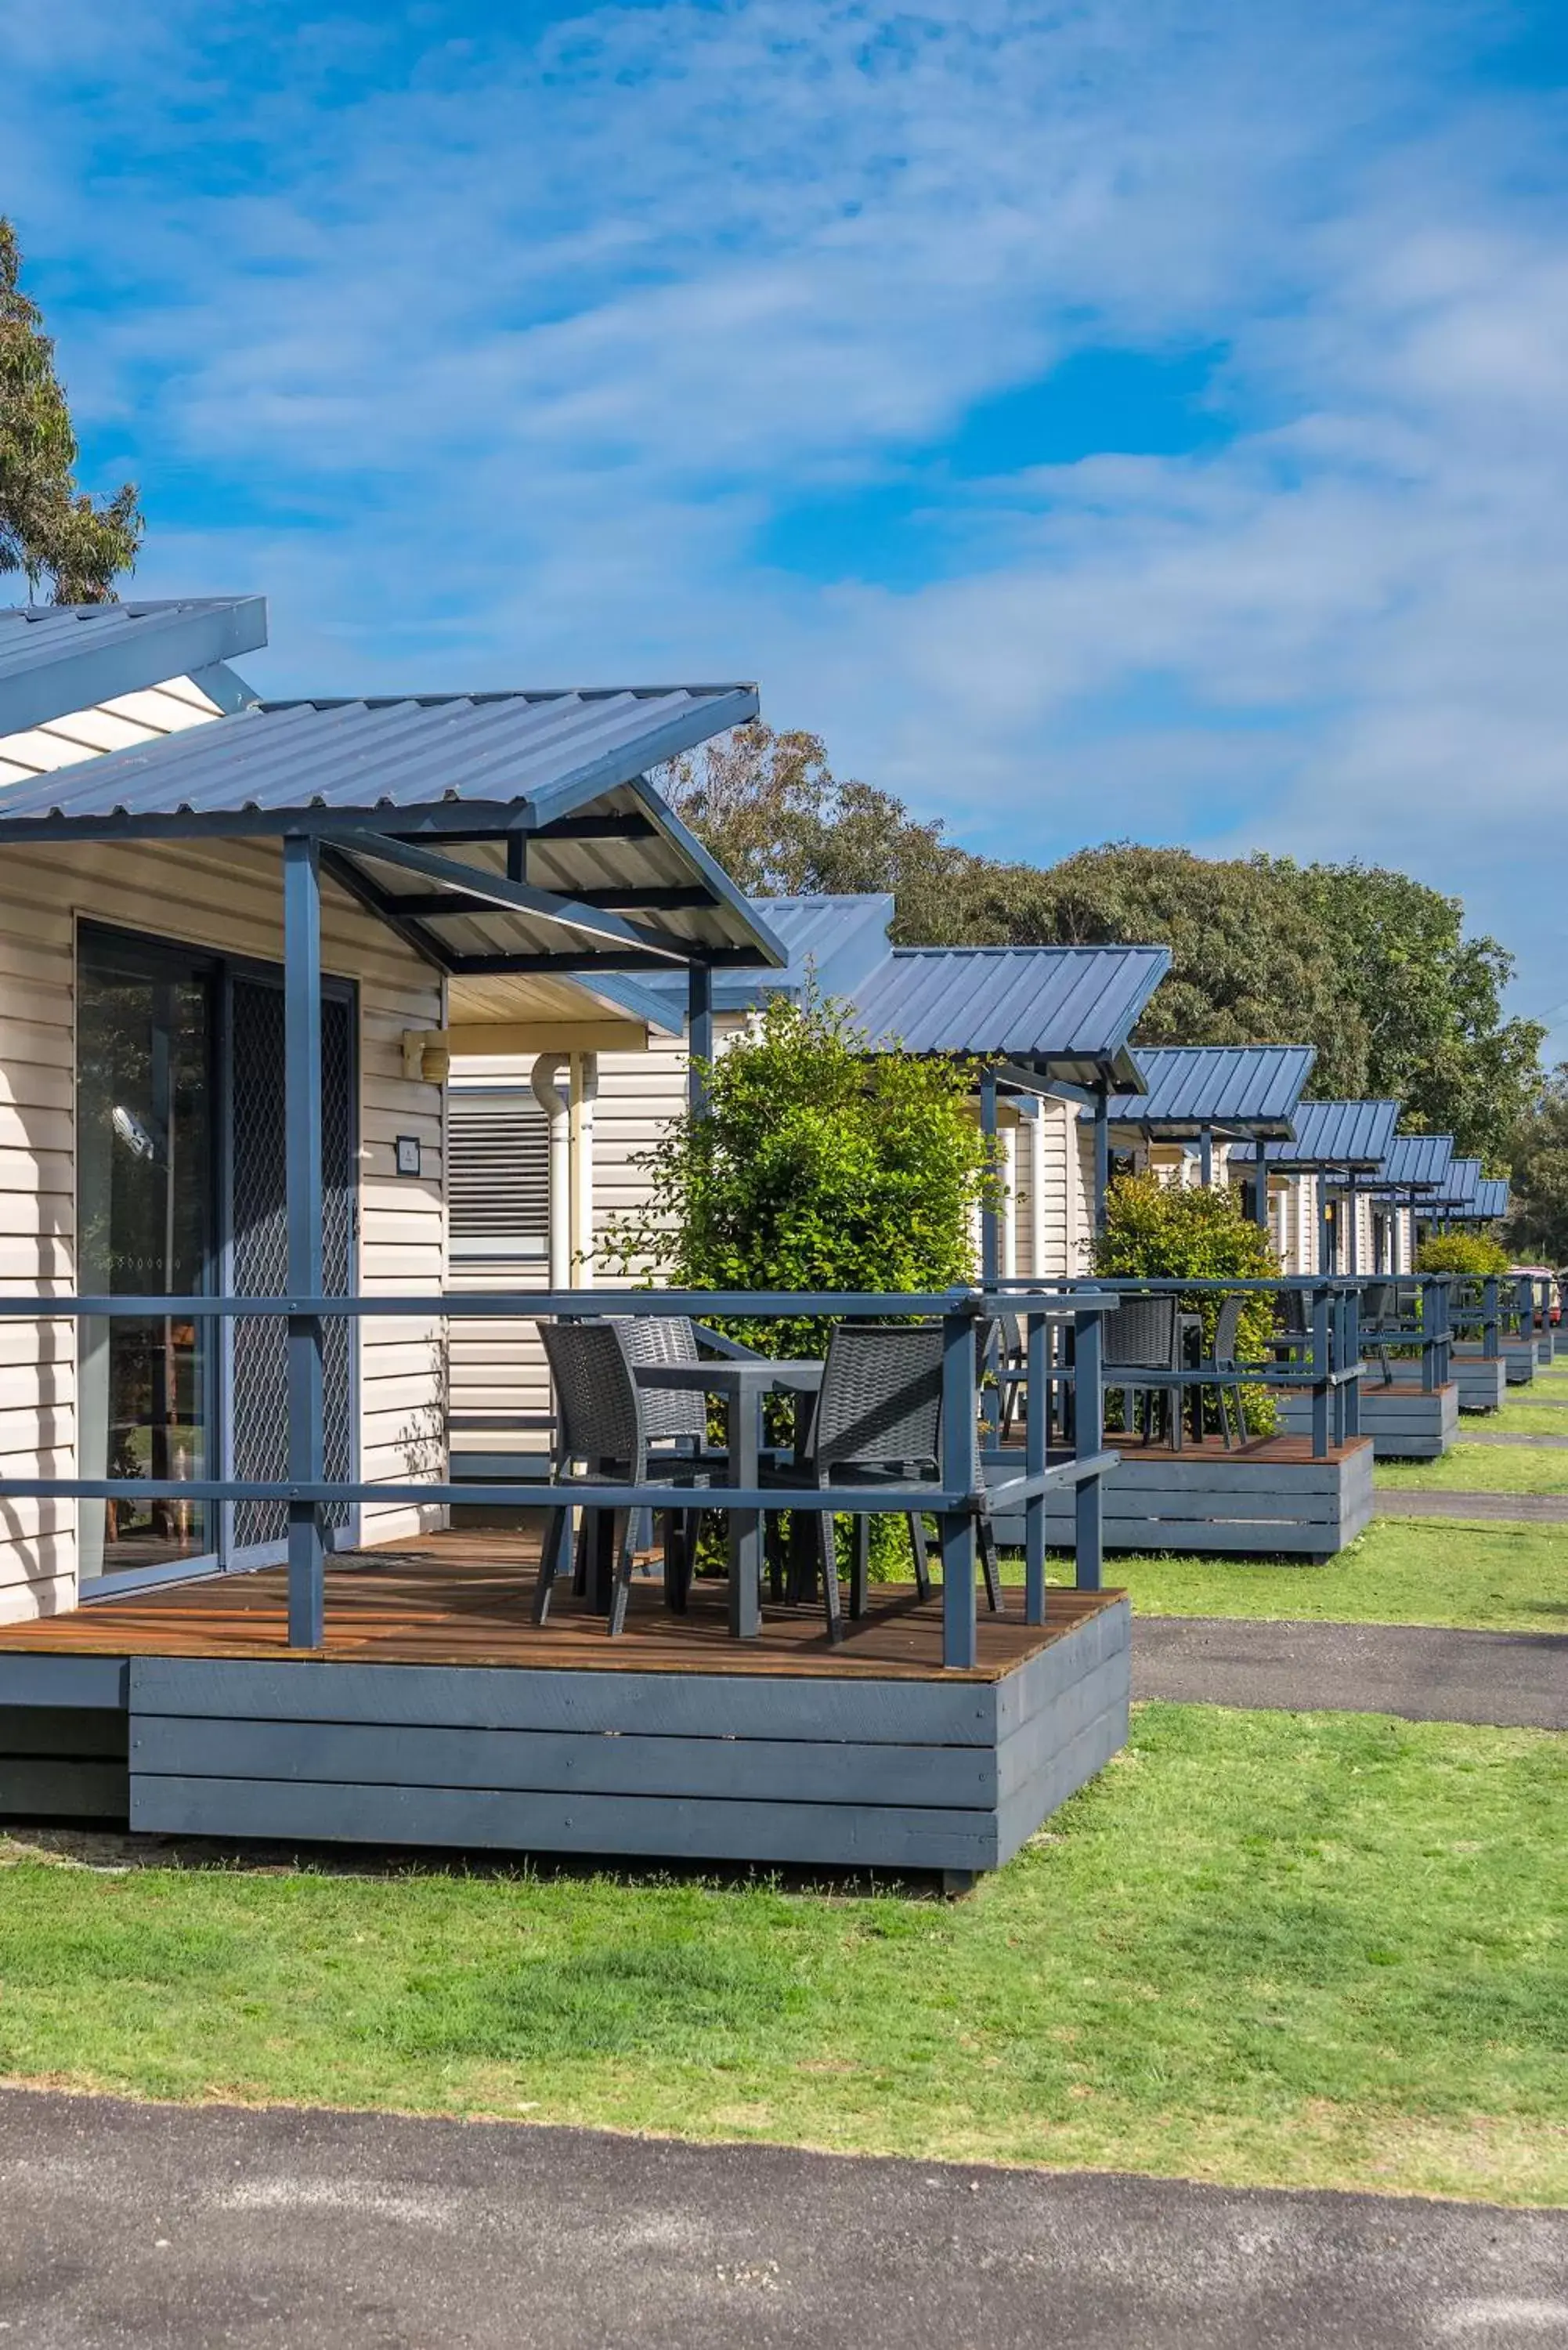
[1478,1401,1568,1435]
[1376,1444,1568,1496]
[1078,1518,1568,1633]
[1,1703,1564,2206]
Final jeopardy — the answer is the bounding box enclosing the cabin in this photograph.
[446,891,1171,1482]
[1086,1043,1315,1246]
[0,601,1127,1883]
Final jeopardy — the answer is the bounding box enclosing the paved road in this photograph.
[1377,1490,1568,1523]
[2,2091,1565,2350]
[1134,1616,1568,1728]
[1465,1431,1568,1448]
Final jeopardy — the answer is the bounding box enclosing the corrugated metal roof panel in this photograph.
[851,943,1170,1086]
[0,687,779,969]
[1379,1133,1455,1190]
[588,893,895,1018]
[1440,1157,1483,1212]
[0,598,267,733]
[1264,1098,1401,1170]
[1473,1177,1510,1220]
[1100,1044,1314,1137]
[0,684,756,830]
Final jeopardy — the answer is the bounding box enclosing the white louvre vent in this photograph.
[448,1088,549,1257]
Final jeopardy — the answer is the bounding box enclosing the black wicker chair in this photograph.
[1199,1292,1253,1448]
[536,1320,715,1635]
[1102,1294,1184,1450]
[1359,1279,1396,1386]
[764,1321,1002,1642]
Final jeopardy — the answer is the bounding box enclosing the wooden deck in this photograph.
[0,1532,1112,1683]
[0,1536,1133,1881]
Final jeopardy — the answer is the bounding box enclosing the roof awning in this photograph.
[1097,1044,1314,1141]
[0,686,785,978]
[0,597,268,736]
[1473,1176,1510,1220]
[849,944,1171,1091]
[1434,1157,1486,1216]
[1263,1098,1400,1174]
[1369,1133,1456,1197]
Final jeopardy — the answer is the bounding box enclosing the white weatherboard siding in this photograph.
[1015,1098,1085,1280]
[447,1026,695,1455]
[0,836,445,1624]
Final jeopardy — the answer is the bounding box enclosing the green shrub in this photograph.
[601,990,995,1576]
[1415,1231,1512,1277]
[1093,1173,1281,1434]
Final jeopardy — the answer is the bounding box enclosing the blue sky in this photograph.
[5,0,1568,1045]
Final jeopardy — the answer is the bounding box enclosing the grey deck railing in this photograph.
[1360,1274,1453,1391]
[0,1284,1122,1672]
[986,1274,1368,1455]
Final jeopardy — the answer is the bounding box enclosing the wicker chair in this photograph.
[1199,1292,1252,1448]
[764,1322,1002,1642]
[1102,1293,1184,1449]
[536,1320,714,1635]
[1358,1279,1396,1386]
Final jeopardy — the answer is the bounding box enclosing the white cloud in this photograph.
[4,0,1566,1040]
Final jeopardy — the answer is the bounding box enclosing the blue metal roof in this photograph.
[592,893,895,1017]
[1438,1157,1484,1213]
[1474,1176,1510,1220]
[0,684,758,833]
[0,684,781,974]
[0,598,268,735]
[851,943,1170,1088]
[1100,1044,1315,1138]
[1263,1098,1401,1171]
[1378,1133,1455,1191]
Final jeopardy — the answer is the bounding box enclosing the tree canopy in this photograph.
[663,721,1545,1166]
[1501,1067,1568,1267]
[1,219,143,602]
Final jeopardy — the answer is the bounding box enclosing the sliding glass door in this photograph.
[76,924,358,1591]
[77,930,218,1582]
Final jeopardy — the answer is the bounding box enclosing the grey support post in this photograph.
[1073,1306,1104,1592]
[979,1068,999,1288]
[1255,1136,1270,1231]
[1093,1092,1110,1242]
[1198,1124,1213,1188]
[688,964,714,1119]
[940,1303,978,1670]
[284,832,325,1650]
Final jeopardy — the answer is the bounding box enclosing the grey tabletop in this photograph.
[633,1360,824,1394]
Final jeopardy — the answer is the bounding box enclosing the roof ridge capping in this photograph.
[259,682,757,710]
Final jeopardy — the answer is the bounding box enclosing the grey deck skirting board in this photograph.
[0,1702,129,1823]
[0,1655,128,1709]
[1278,1383,1458,1461]
[1133,1615,1568,1730]
[998,1447,1374,1561]
[1376,1490,1568,1523]
[1454,1341,1536,1388]
[1454,1357,1508,1412]
[114,1601,1133,1875]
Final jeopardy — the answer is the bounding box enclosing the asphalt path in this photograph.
[1377,1491,1568,1523]
[2,2091,1565,2350]
[1465,1431,1568,1448]
[1133,1615,1568,1727]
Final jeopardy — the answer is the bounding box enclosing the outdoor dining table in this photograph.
[633,1356,826,1637]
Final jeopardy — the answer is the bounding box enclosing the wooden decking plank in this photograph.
[0,1532,1122,1687]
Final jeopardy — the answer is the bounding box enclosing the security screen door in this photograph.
[76,927,355,1587]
